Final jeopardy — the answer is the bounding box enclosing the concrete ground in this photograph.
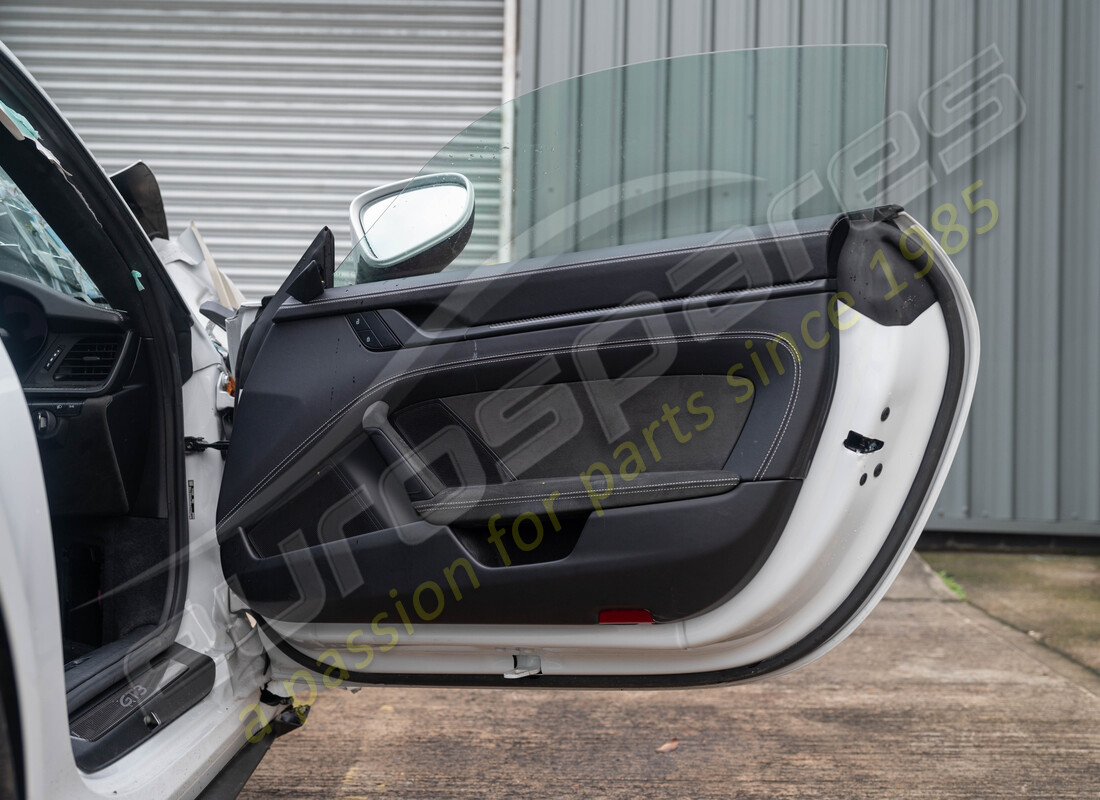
[240,555,1100,799]
[922,551,1100,672]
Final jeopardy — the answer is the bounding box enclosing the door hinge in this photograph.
[503,654,542,679]
[184,436,230,454]
[257,687,311,737]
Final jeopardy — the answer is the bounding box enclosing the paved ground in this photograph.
[240,555,1100,799]
[923,551,1100,672]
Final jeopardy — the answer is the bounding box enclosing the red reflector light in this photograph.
[598,609,654,624]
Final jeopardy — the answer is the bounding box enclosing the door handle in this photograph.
[361,400,444,500]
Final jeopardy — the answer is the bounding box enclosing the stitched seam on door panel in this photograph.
[219,333,799,525]
[486,280,823,330]
[413,476,741,511]
[219,331,801,526]
[754,343,802,480]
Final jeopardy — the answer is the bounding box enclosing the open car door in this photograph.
[217,45,978,689]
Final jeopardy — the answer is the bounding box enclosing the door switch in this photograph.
[53,401,83,417]
[346,311,400,351]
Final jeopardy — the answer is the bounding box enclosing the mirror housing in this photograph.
[110,161,169,240]
[348,172,474,278]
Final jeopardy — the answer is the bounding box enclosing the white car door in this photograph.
[216,45,979,693]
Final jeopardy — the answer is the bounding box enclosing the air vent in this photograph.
[54,336,123,383]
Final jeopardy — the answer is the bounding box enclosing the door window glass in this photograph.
[0,164,108,305]
[336,45,886,288]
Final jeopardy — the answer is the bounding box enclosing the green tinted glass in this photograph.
[0,165,108,305]
[337,45,886,287]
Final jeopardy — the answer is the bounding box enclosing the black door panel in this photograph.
[410,470,740,526]
[218,221,840,626]
[222,480,798,625]
[218,290,835,528]
[395,375,751,484]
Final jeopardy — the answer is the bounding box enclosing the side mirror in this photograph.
[348,172,474,278]
[110,161,169,240]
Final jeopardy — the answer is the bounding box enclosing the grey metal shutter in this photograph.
[0,0,506,298]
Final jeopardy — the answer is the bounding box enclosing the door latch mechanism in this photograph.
[184,436,230,454]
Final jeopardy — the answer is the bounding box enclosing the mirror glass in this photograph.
[358,181,470,266]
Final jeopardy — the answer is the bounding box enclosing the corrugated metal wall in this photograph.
[0,1,1095,536]
[500,46,887,261]
[517,0,1100,536]
[0,0,506,298]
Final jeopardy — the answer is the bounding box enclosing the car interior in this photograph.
[0,96,206,770]
[0,174,173,688]
[3,272,167,670]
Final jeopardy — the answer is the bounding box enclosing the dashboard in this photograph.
[0,287,48,371]
[0,273,133,394]
[0,272,150,517]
